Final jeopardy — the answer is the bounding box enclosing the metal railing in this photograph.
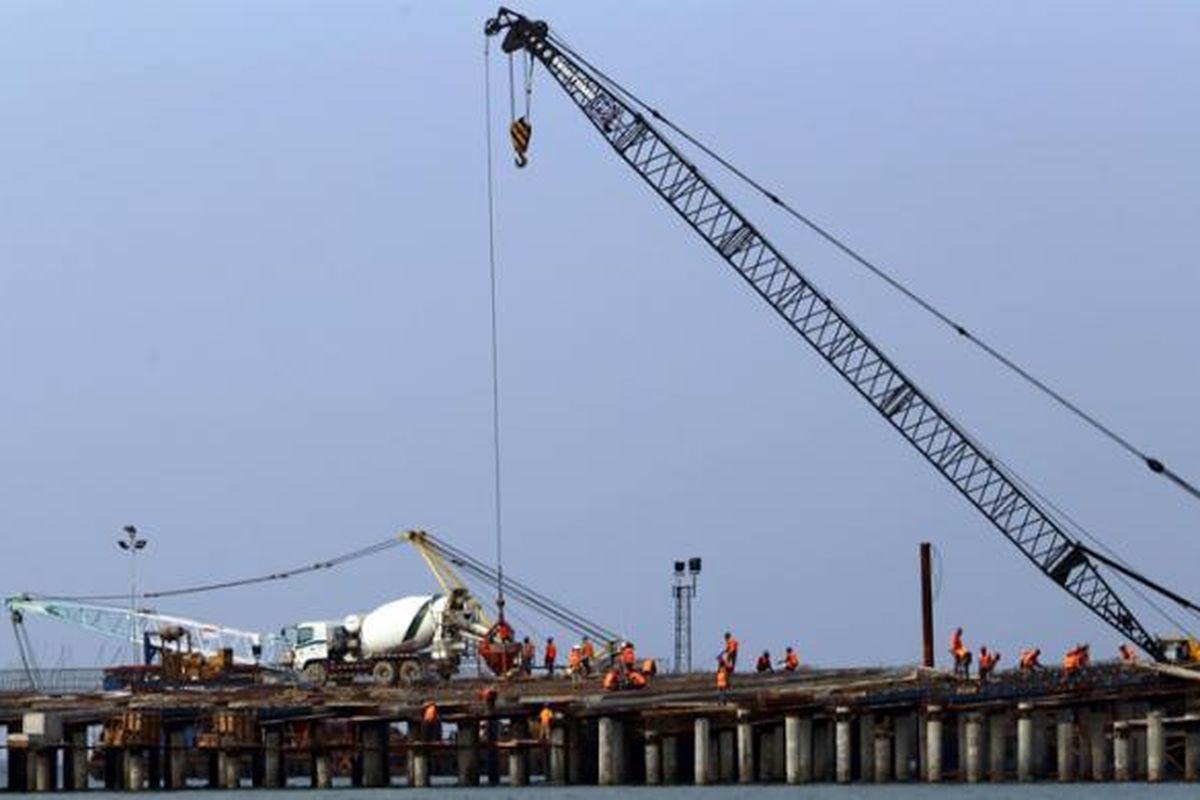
[0,668,105,694]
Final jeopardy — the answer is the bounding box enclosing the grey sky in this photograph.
[2,1,1198,670]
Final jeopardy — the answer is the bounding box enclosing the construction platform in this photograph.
[2,661,1199,789]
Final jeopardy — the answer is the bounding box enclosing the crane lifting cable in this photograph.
[540,29,1200,507]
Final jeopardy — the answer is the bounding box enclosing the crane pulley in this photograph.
[484,7,1197,662]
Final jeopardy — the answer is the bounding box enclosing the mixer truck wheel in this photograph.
[372,660,398,687]
[398,659,423,685]
[302,662,328,686]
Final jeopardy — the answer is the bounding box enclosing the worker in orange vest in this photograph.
[581,636,595,675]
[422,701,439,738]
[1118,644,1138,665]
[783,647,800,672]
[1063,643,1090,678]
[1018,648,1042,672]
[544,637,558,677]
[538,705,554,739]
[521,637,536,676]
[716,659,730,696]
[755,651,773,673]
[621,641,636,673]
[723,632,739,671]
[950,627,971,678]
[978,646,1000,684]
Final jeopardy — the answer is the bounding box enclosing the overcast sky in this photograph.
[2,1,1198,672]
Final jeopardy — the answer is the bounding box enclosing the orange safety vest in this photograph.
[539,707,553,729]
[545,642,557,662]
[726,637,739,655]
[582,641,595,659]
[423,704,438,723]
[785,652,799,671]
[716,667,729,690]
[951,631,967,658]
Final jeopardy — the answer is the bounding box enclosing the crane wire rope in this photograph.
[484,36,507,611]
[545,31,1200,507]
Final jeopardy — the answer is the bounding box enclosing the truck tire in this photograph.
[302,662,328,686]
[398,659,423,685]
[372,660,398,687]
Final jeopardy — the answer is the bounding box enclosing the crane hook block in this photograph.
[510,117,532,168]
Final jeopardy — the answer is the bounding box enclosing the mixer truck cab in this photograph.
[286,591,488,686]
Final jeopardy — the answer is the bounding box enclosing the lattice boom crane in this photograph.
[485,7,1175,661]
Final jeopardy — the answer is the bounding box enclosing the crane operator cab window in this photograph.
[296,626,315,646]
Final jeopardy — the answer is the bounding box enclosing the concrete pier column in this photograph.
[693,718,710,785]
[1057,712,1076,781]
[988,713,1006,781]
[34,748,55,792]
[221,751,241,789]
[360,722,388,788]
[644,733,662,785]
[1017,703,1035,782]
[127,749,146,791]
[784,714,811,784]
[262,729,283,789]
[964,713,984,783]
[508,718,529,787]
[167,729,186,790]
[599,717,617,786]
[313,748,332,789]
[1089,711,1109,781]
[859,714,875,783]
[894,714,914,781]
[457,721,480,786]
[835,709,853,784]
[661,735,679,784]
[1185,726,1200,781]
[549,725,566,785]
[1113,721,1131,781]
[737,716,753,784]
[566,719,583,785]
[718,729,735,783]
[874,721,892,782]
[67,727,90,791]
[1147,709,1165,783]
[925,706,943,783]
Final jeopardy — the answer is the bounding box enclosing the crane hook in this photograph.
[510,117,532,168]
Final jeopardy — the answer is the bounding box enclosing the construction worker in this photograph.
[1018,648,1042,672]
[422,701,439,739]
[1118,644,1138,665]
[641,657,658,677]
[716,658,730,698]
[521,637,536,676]
[602,667,620,691]
[581,636,595,675]
[1063,643,1090,679]
[978,646,1000,684]
[723,632,739,671]
[782,647,800,672]
[538,705,554,739]
[621,641,636,673]
[567,645,583,683]
[544,637,558,677]
[755,650,773,673]
[950,627,971,678]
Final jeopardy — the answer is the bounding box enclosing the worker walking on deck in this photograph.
[544,637,558,677]
[581,636,595,675]
[782,647,799,672]
[716,658,730,700]
[950,627,971,678]
[755,650,773,673]
[1018,648,1042,672]
[1063,643,1090,680]
[723,632,739,672]
[977,646,1000,684]
[522,637,536,676]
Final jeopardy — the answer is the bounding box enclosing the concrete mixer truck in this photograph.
[285,588,494,685]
